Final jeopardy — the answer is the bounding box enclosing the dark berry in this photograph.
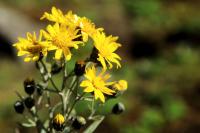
[25,85,35,95]
[24,78,35,95]
[74,61,86,76]
[112,102,125,115]
[14,101,24,114]
[72,116,86,130]
[24,97,35,109]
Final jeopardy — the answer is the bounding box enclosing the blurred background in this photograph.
[0,0,200,132]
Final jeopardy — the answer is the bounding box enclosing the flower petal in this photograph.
[55,49,63,60]
[84,87,94,92]
[94,89,105,103]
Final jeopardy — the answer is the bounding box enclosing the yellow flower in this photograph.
[53,113,65,125]
[53,113,65,131]
[42,23,83,60]
[41,6,66,24]
[65,10,80,26]
[41,7,103,43]
[13,32,48,62]
[80,65,115,103]
[65,12,103,42]
[92,31,122,69]
[78,17,103,42]
[113,80,128,91]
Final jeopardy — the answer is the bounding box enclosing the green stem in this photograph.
[60,92,65,115]
[88,98,96,120]
[43,88,58,93]
[64,76,78,115]
[62,61,67,90]
[37,60,59,132]
[66,93,85,120]
[40,60,59,91]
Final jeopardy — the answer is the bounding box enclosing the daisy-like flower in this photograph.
[41,6,66,24]
[13,32,48,62]
[42,23,83,60]
[65,10,80,26]
[80,65,115,103]
[41,7,103,43]
[92,31,122,69]
[65,12,103,42]
[113,80,128,91]
[78,17,103,42]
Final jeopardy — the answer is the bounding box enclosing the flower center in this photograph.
[53,33,69,48]
[27,45,42,54]
[92,77,104,90]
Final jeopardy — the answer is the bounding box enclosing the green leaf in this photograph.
[21,122,35,128]
[43,120,49,128]
[83,116,105,133]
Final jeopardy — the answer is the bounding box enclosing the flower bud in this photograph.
[14,101,24,114]
[112,102,125,115]
[24,97,35,109]
[24,78,35,95]
[72,116,86,130]
[52,113,65,131]
[74,61,86,76]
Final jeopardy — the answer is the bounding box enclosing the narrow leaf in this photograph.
[83,116,105,133]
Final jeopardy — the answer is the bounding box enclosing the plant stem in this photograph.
[64,76,78,115]
[88,98,96,120]
[49,78,59,91]
[40,60,60,91]
[43,88,58,93]
[66,93,85,120]
[62,61,67,90]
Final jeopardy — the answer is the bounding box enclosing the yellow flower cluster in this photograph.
[13,7,127,103]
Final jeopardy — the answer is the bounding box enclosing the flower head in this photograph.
[78,17,103,42]
[80,65,115,103]
[113,80,128,91]
[41,6,66,24]
[53,113,65,131]
[42,23,83,60]
[13,32,48,62]
[41,7,103,43]
[92,31,122,69]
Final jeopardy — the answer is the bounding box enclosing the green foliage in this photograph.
[83,116,105,133]
[163,97,186,121]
